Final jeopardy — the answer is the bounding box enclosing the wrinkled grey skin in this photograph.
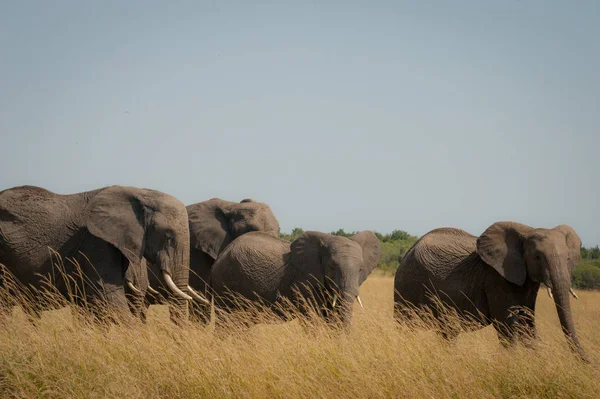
[142,198,280,322]
[210,230,381,327]
[394,222,587,361]
[124,258,150,322]
[0,185,190,323]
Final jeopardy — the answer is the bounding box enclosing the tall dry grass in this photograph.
[0,274,599,398]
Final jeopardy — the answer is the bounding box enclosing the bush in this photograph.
[581,245,600,260]
[573,259,600,290]
[330,228,356,238]
[279,227,304,241]
[377,239,418,275]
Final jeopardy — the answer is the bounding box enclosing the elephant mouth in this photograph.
[322,279,362,312]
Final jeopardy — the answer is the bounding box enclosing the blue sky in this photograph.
[1,1,599,245]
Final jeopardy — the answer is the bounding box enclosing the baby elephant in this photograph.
[210,230,381,326]
[394,222,587,361]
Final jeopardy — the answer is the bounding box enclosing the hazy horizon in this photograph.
[1,1,599,245]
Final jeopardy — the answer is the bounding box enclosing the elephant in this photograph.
[209,230,381,327]
[393,222,587,361]
[142,198,280,323]
[0,185,194,323]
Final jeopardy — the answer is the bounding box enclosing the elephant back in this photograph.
[0,186,85,272]
[187,198,280,260]
[211,232,290,304]
[405,228,477,280]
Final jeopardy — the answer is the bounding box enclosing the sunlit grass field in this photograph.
[1,274,599,398]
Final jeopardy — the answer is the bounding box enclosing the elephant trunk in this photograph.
[338,291,356,326]
[157,245,191,323]
[331,273,359,327]
[548,259,588,362]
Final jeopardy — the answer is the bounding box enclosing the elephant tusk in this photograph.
[547,286,553,299]
[356,295,363,308]
[569,287,579,300]
[147,286,160,295]
[332,294,337,308]
[126,280,141,293]
[187,285,210,305]
[162,271,192,301]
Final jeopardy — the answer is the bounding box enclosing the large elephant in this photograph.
[209,230,381,326]
[143,198,280,323]
[0,185,193,323]
[393,222,587,360]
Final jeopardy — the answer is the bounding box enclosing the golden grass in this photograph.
[1,275,599,398]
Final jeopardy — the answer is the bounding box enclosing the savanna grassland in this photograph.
[0,274,599,399]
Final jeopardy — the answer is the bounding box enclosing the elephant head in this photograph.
[188,198,280,260]
[85,186,192,316]
[476,222,586,359]
[290,231,381,325]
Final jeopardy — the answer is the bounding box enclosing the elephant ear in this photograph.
[187,200,231,260]
[554,224,581,276]
[290,231,330,287]
[476,221,534,286]
[224,205,260,238]
[86,186,147,266]
[350,231,382,285]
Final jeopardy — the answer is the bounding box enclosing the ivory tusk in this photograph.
[569,287,579,300]
[147,286,160,295]
[162,271,192,301]
[187,285,210,305]
[332,294,337,308]
[547,286,553,299]
[126,281,141,293]
[356,295,363,308]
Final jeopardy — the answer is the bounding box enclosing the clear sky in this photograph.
[1,1,599,245]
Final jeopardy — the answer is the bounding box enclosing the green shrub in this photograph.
[581,245,600,260]
[377,239,418,275]
[573,259,600,290]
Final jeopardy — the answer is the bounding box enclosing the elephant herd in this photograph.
[0,185,589,361]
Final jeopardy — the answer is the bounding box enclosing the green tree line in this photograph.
[279,229,600,290]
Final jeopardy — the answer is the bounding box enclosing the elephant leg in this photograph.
[518,285,539,345]
[494,304,537,349]
[168,303,188,326]
[515,307,538,349]
[484,272,537,346]
[188,249,213,324]
[126,291,147,323]
[491,303,538,347]
[139,300,148,324]
[488,282,539,347]
[77,237,133,324]
[124,258,149,323]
